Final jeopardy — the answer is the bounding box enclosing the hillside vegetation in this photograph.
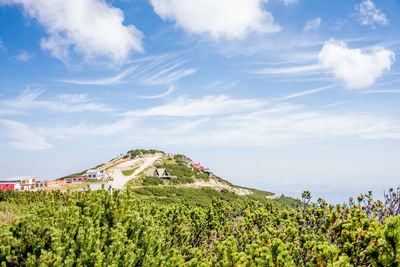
[0,189,399,266]
[3,149,399,265]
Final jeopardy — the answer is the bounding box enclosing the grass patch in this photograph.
[140,176,164,186]
[121,167,139,176]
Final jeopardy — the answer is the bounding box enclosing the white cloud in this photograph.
[123,104,400,147]
[149,0,280,39]
[0,119,52,150]
[4,94,400,150]
[15,50,34,61]
[39,117,137,139]
[1,89,109,113]
[123,95,264,117]
[138,85,175,99]
[0,116,136,150]
[1,0,143,63]
[356,0,389,27]
[304,17,321,31]
[114,95,400,147]
[282,0,298,5]
[318,40,395,88]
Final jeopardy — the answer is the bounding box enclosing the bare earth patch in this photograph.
[108,153,163,189]
[183,178,253,196]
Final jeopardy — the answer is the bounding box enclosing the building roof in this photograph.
[0,176,35,181]
[144,168,157,176]
[157,168,167,176]
[191,163,203,168]
[0,180,20,184]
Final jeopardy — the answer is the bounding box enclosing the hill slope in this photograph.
[56,149,296,207]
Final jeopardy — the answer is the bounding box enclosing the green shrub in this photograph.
[140,176,164,186]
[1,185,399,266]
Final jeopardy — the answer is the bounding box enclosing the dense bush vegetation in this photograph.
[140,176,164,186]
[0,188,399,266]
[129,186,286,208]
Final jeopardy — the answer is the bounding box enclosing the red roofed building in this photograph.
[191,163,204,172]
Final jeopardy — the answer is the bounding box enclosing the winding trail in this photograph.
[108,154,162,189]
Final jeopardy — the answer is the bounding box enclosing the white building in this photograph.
[86,169,108,180]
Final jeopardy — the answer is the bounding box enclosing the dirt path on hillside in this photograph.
[108,154,162,189]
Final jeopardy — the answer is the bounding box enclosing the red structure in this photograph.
[191,163,204,172]
[0,184,15,191]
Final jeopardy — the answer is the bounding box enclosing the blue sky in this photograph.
[1,0,400,202]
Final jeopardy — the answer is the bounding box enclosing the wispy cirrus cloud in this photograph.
[364,89,400,94]
[118,103,400,147]
[0,119,52,150]
[0,116,137,150]
[137,63,196,86]
[37,117,137,139]
[304,18,321,32]
[0,38,5,50]
[14,50,34,61]
[60,66,137,85]
[138,85,175,99]
[0,89,110,114]
[123,95,264,117]
[3,93,400,151]
[59,54,196,86]
[205,80,239,90]
[275,85,333,101]
[252,64,321,75]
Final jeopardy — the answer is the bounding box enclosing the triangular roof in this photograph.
[157,168,167,176]
[145,167,157,176]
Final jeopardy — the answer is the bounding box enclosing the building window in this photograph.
[30,186,34,189]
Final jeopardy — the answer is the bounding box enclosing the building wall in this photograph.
[0,184,15,191]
